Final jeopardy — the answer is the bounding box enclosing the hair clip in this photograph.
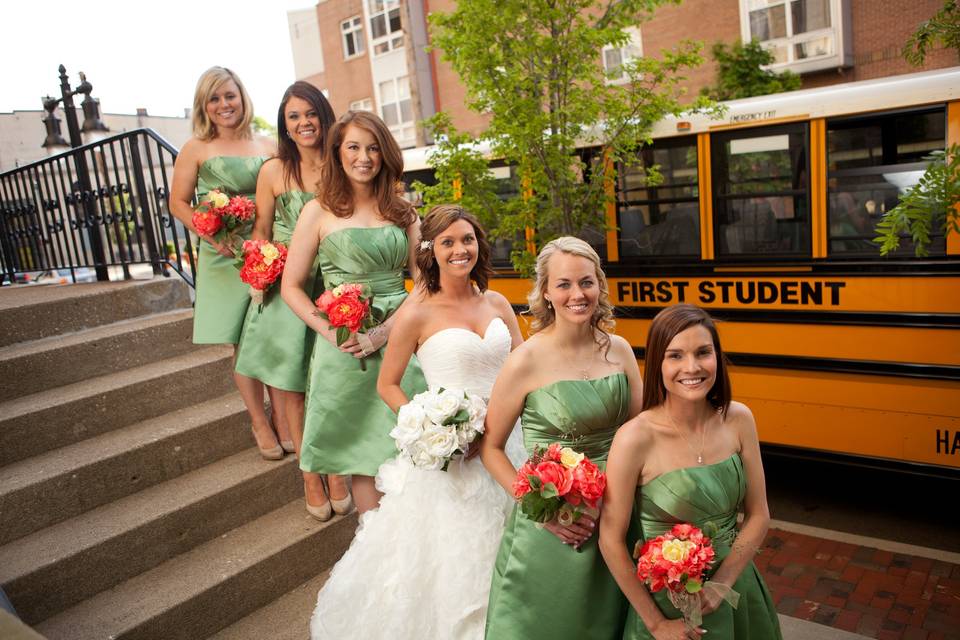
[420,240,434,251]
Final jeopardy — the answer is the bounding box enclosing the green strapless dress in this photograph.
[234,190,320,392]
[486,373,631,640]
[624,454,782,639]
[193,156,265,345]
[299,226,426,476]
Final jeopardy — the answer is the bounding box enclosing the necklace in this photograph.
[665,407,707,465]
[558,340,593,380]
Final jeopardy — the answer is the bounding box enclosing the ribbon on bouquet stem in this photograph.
[668,581,740,629]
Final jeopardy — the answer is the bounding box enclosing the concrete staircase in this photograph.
[0,279,355,639]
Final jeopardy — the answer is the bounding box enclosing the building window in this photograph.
[739,0,851,74]
[826,108,946,257]
[712,122,811,258]
[350,98,374,112]
[602,27,643,84]
[341,16,365,59]
[618,136,700,258]
[378,76,414,144]
[367,0,403,56]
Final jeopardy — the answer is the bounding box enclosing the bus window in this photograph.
[617,136,700,258]
[712,123,810,258]
[827,108,947,257]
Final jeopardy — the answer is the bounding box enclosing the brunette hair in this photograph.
[527,236,614,353]
[416,204,494,293]
[276,81,335,191]
[191,66,254,141]
[641,304,731,417]
[319,110,414,227]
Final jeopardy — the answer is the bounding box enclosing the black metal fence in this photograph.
[0,128,196,286]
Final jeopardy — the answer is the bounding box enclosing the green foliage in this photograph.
[903,0,960,66]
[875,145,960,257]
[427,0,716,273]
[701,39,801,101]
[252,116,277,138]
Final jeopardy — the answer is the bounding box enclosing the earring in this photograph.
[546,300,552,309]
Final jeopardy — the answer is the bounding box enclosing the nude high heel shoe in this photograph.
[325,476,354,516]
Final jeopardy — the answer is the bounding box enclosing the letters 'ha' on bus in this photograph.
[403,68,960,477]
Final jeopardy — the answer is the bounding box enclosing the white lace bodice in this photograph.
[415,317,511,398]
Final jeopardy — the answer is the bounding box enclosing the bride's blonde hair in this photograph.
[527,236,615,353]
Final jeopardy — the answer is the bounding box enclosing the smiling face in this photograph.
[204,79,243,131]
[338,123,382,186]
[661,324,718,402]
[543,252,599,325]
[433,218,479,278]
[284,95,322,149]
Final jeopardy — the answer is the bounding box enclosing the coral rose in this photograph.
[512,461,537,498]
[193,209,223,237]
[573,458,606,508]
[534,461,574,496]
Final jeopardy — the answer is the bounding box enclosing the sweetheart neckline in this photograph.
[640,452,742,488]
[417,317,507,353]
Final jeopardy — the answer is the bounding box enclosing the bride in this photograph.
[310,204,525,639]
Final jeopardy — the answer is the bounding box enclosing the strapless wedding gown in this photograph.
[310,317,524,640]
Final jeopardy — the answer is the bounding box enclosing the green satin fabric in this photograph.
[486,373,631,640]
[624,454,782,639]
[192,156,265,345]
[234,190,319,392]
[300,226,426,476]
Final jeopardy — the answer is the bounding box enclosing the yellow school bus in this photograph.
[404,68,960,476]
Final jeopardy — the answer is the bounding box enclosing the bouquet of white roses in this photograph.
[389,387,486,471]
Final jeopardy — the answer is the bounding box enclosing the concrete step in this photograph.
[209,570,329,640]
[0,393,252,546]
[0,346,233,467]
[0,278,191,348]
[0,449,303,626]
[0,308,195,401]
[35,501,358,640]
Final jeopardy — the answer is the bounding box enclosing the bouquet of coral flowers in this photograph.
[313,283,383,370]
[389,387,487,471]
[191,189,256,255]
[236,239,287,312]
[512,443,606,528]
[634,523,722,628]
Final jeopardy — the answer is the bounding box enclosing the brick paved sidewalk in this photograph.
[758,525,960,640]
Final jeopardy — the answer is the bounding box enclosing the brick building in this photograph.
[288,0,958,146]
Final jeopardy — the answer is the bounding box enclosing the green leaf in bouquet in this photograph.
[540,482,559,499]
[336,326,350,346]
[528,475,542,490]
[685,579,702,594]
[443,408,471,426]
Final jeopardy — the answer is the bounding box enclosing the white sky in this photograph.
[2,0,314,121]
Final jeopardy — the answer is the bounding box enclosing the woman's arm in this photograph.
[168,139,232,256]
[599,419,702,639]
[404,214,422,282]
[376,300,423,412]
[700,402,770,615]
[613,335,644,419]
[251,159,280,242]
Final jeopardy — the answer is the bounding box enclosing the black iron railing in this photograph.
[0,128,196,286]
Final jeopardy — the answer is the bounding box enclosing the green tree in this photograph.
[903,0,960,66]
[428,0,714,272]
[252,116,277,138]
[701,39,801,101]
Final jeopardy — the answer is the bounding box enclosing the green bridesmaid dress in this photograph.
[234,190,319,391]
[624,454,782,639]
[299,225,426,476]
[486,373,631,640]
[193,156,265,345]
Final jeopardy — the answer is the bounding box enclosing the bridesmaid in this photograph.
[281,111,426,515]
[233,81,346,519]
[169,66,284,458]
[599,304,782,640]
[480,236,644,639]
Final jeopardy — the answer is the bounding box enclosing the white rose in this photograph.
[425,388,465,425]
[466,394,487,431]
[456,423,481,449]
[422,424,460,459]
[391,402,427,449]
[408,440,444,470]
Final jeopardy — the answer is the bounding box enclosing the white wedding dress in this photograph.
[310,317,525,640]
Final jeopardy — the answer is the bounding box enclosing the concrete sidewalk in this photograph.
[782,614,872,639]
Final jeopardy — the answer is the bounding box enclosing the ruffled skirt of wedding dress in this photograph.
[310,428,525,640]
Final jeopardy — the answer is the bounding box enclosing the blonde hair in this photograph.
[192,66,254,141]
[527,236,615,352]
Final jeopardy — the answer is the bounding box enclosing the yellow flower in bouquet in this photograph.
[559,447,585,469]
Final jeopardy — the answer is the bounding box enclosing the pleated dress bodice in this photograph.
[485,373,632,640]
[624,454,782,639]
[234,188,318,391]
[192,155,265,345]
